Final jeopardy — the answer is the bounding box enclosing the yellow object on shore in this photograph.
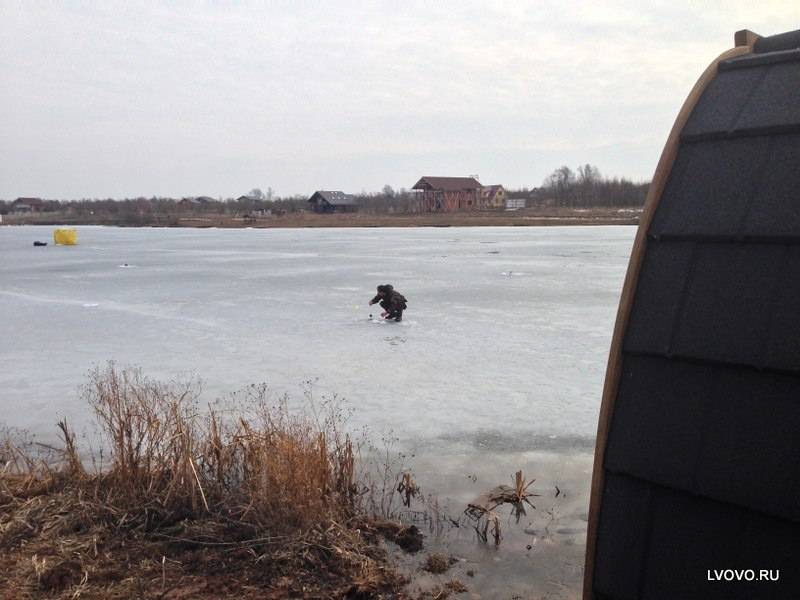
[53,228,77,245]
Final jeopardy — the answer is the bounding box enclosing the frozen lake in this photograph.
[1,225,633,447]
[1,224,635,596]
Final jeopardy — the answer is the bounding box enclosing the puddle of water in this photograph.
[381,437,591,598]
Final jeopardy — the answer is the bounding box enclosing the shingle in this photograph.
[594,473,651,600]
[624,241,694,355]
[754,29,800,55]
[641,489,746,600]
[682,67,765,138]
[650,138,769,237]
[596,481,800,599]
[734,61,800,132]
[642,493,800,599]
[608,355,800,521]
[740,134,800,237]
[605,355,712,489]
[738,514,800,598]
[648,150,689,237]
[696,368,800,522]
[765,246,800,371]
[671,243,783,366]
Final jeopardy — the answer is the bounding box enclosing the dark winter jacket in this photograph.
[369,284,407,313]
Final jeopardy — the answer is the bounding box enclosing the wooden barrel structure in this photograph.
[584,29,800,600]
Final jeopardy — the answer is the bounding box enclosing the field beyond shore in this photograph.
[4,207,641,229]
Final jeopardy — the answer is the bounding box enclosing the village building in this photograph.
[307,191,358,213]
[412,177,482,212]
[177,196,216,212]
[481,185,506,209]
[12,197,44,213]
[178,196,214,207]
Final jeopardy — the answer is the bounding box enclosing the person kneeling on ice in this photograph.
[369,284,407,322]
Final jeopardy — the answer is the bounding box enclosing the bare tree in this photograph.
[577,164,601,185]
[544,166,576,204]
[534,164,647,208]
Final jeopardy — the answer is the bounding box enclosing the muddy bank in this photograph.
[0,439,591,600]
[0,366,415,599]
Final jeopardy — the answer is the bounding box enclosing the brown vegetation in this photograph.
[415,579,468,600]
[5,206,640,229]
[0,365,411,599]
[0,366,545,598]
[464,470,539,545]
[422,553,453,575]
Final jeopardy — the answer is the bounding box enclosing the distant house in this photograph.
[236,195,261,203]
[481,185,506,209]
[12,197,44,213]
[307,191,358,213]
[179,196,214,204]
[178,196,214,211]
[412,177,482,212]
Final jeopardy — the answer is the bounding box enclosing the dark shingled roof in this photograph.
[591,29,800,599]
[307,190,356,206]
[411,176,482,191]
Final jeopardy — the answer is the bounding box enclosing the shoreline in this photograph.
[3,207,641,229]
[0,364,593,599]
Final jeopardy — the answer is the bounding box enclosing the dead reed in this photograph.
[464,470,539,545]
[0,363,407,599]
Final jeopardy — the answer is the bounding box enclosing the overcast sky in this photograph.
[1,2,797,199]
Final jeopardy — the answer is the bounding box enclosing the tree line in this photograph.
[0,165,649,223]
[531,164,649,207]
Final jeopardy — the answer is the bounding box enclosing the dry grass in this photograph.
[444,580,467,594]
[10,206,641,229]
[422,553,452,574]
[415,579,468,600]
[0,364,410,599]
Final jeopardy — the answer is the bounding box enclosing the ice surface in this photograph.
[0,225,634,449]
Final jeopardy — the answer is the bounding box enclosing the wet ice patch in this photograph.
[438,429,595,453]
